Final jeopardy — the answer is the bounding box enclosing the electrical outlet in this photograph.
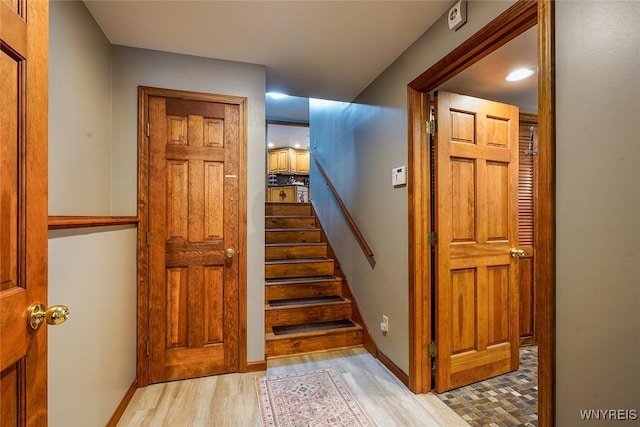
[381,315,389,333]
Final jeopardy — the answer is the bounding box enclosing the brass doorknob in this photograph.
[225,248,236,259]
[510,248,525,258]
[28,303,71,330]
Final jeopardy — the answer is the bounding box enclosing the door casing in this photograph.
[136,86,249,386]
[407,0,555,425]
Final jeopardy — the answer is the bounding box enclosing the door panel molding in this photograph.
[137,86,248,386]
[407,0,555,425]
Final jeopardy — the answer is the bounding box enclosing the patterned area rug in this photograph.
[256,368,374,427]
[435,346,538,426]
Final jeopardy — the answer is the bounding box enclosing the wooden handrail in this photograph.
[48,216,139,230]
[310,151,374,259]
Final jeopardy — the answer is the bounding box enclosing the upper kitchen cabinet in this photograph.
[268,148,309,175]
[295,150,310,174]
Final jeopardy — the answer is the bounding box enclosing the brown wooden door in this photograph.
[147,93,241,383]
[434,91,520,392]
[0,0,49,423]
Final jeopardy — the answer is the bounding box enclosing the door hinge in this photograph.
[427,231,438,246]
[146,122,150,137]
[426,119,436,135]
[428,341,437,358]
[146,231,150,246]
[146,341,149,356]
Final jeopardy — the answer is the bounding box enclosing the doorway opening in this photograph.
[407,1,554,425]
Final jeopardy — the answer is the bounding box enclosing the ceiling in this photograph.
[84,0,537,148]
[83,0,452,102]
[265,25,537,148]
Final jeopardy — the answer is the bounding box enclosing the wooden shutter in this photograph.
[518,115,537,247]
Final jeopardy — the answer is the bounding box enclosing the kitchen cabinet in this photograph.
[268,150,279,174]
[267,185,309,202]
[268,186,295,202]
[295,150,310,174]
[267,148,310,175]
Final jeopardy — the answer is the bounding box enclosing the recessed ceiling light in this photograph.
[294,143,300,148]
[267,142,274,148]
[267,92,288,99]
[506,68,535,82]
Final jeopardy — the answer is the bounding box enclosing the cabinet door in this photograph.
[268,150,278,174]
[283,186,296,201]
[288,148,297,173]
[276,149,289,173]
[296,150,310,174]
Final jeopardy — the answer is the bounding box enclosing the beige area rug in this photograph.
[256,368,374,426]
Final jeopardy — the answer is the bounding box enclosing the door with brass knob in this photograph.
[0,0,49,422]
[510,248,526,258]
[28,304,71,330]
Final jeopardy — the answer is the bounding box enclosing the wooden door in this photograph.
[434,91,520,392]
[0,0,49,423]
[147,92,241,383]
[518,115,537,346]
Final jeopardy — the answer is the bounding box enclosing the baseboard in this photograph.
[106,378,138,427]
[246,360,267,372]
[376,350,410,388]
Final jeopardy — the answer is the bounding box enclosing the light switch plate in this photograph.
[392,166,407,187]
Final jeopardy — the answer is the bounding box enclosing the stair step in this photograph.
[265,276,343,300]
[265,228,321,243]
[265,322,363,357]
[265,242,328,260]
[265,298,353,332]
[272,319,356,335]
[265,258,334,279]
[265,202,311,216]
[266,216,316,229]
[268,295,345,307]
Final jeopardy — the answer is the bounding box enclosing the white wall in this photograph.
[49,2,137,426]
[49,0,111,215]
[555,1,640,424]
[310,1,513,374]
[48,227,137,426]
[110,46,267,362]
[312,0,639,423]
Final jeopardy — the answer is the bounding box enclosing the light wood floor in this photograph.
[117,348,469,426]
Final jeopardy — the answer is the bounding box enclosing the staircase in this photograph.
[265,202,365,357]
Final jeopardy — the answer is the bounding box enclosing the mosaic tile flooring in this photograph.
[435,346,538,427]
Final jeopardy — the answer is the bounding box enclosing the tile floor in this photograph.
[435,346,538,427]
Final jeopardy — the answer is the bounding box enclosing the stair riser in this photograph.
[266,330,363,357]
[266,204,311,216]
[266,218,316,229]
[266,281,342,301]
[265,244,327,260]
[265,261,334,279]
[266,230,321,243]
[265,304,353,332]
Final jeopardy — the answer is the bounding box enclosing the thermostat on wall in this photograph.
[448,0,467,31]
[392,166,407,187]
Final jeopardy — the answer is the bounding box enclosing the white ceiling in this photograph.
[267,123,310,150]
[83,0,452,102]
[84,0,537,143]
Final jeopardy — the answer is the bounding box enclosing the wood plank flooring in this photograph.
[117,348,469,426]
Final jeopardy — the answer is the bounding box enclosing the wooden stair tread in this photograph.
[266,215,315,219]
[266,296,349,309]
[266,227,321,232]
[267,320,361,337]
[265,242,325,247]
[265,258,331,265]
[265,276,339,285]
